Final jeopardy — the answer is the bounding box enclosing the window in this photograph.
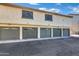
[53,28,62,37]
[22,10,33,19]
[45,14,52,21]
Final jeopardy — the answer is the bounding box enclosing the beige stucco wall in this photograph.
[70,15,79,35]
[0,5,21,19]
[72,15,79,24]
[0,5,73,28]
[53,15,72,27]
[1,4,79,37]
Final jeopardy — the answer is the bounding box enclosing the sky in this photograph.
[15,3,79,15]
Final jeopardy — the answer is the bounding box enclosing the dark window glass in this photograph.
[45,14,52,21]
[22,10,33,19]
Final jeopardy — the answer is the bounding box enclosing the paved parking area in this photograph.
[0,37,79,56]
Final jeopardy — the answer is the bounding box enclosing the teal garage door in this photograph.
[63,29,70,36]
[23,28,37,39]
[53,28,62,37]
[40,28,51,38]
[0,27,19,40]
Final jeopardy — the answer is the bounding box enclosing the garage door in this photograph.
[0,27,19,40]
[63,28,70,36]
[40,28,51,38]
[53,28,62,37]
[23,28,37,39]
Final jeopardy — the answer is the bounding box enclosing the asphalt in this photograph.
[0,37,79,56]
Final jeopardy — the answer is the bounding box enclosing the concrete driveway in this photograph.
[0,37,79,56]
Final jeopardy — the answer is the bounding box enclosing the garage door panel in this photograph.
[63,29,70,36]
[40,28,51,38]
[53,28,62,37]
[23,28,37,39]
[0,28,19,40]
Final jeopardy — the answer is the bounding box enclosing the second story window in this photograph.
[22,10,33,19]
[45,14,52,21]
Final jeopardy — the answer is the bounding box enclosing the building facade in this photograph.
[0,3,78,43]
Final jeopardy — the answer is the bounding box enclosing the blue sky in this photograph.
[15,3,79,14]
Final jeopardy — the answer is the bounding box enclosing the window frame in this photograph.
[45,14,53,21]
[22,10,33,19]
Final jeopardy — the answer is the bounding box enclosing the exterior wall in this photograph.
[72,15,79,24]
[0,5,72,28]
[70,24,79,34]
[53,15,72,27]
[70,15,79,35]
[0,4,78,43]
[0,5,21,20]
